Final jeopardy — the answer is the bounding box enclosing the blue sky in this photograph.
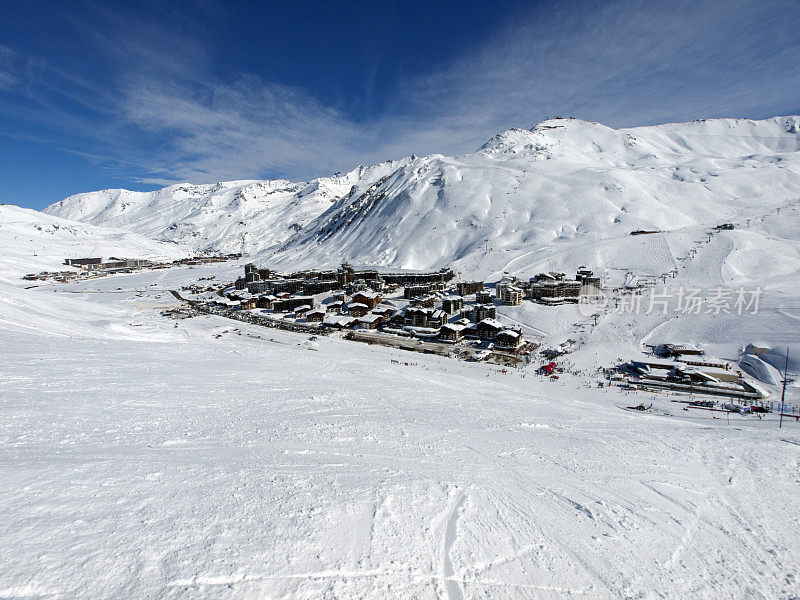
[1,0,799,209]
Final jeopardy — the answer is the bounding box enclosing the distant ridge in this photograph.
[44,116,800,277]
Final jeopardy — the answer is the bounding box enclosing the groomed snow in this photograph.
[1,265,799,599]
[4,115,800,598]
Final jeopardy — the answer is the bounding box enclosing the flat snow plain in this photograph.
[2,266,799,599]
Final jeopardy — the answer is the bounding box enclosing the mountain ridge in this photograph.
[43,115,800,277]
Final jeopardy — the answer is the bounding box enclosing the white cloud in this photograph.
[2,0,799,189]
[0,45,19,90]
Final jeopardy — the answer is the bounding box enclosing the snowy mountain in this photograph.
[271,116,800,277]
[43,162,407,256]
[44,116,800,279]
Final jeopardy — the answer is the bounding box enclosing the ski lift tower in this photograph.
[780,347,793,428]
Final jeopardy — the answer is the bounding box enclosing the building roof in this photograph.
[353,290,380,299]
[358,314,383,324]
[497,329,521,339]
[478,318,504,329]
[323,315,358,327]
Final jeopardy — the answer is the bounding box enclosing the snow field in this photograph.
[1,279,799,599]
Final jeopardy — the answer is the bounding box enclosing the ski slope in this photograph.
[1,266,799,599]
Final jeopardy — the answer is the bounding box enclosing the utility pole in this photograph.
[780,347,790,428]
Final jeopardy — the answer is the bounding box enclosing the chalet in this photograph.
[387,309,407,327]
[476,318,504,340]
[372,304,396,318]
[305,308,327,322]
[293,305,312,317]
[475,290,494,304]
[348,302,370,317]
[442,295,465,314]
[357,314,384,329]
[327,300,344,312]
[496,329,523,351]
[323,315,358,328]
[241,297,259,310]
[352,290,381,309]
[257,294,277,309]
[439,323,466,342]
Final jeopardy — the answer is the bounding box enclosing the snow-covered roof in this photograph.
[323,315,357,326]
[478,318,503,329]
[497,329,521,339]
[358,314,382,324]
[353,290,380,299]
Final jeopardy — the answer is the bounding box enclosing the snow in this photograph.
[0,204,192,285]
[1,269,799,598]
[42,163,406,256]
[2,114,800,598]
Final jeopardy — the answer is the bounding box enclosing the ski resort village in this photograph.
[3,115,800,599]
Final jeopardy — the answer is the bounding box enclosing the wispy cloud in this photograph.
[0,46,18,90]
[1,0,799,191]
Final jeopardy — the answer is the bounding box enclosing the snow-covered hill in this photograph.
[43,162,407,256]
[44,116,800,279]
[272,116,800,277]
[0,205,197,338]
[0,204,192,284]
